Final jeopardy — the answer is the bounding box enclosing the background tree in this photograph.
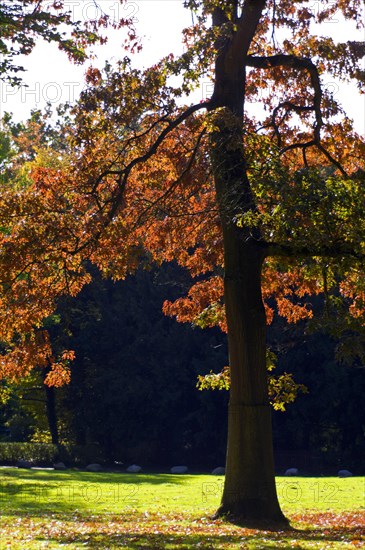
[2,265,364,472]
[0,0,364,527]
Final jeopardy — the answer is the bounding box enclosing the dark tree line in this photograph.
[1,263,364,472]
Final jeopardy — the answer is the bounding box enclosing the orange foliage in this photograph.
[0,0,364,387]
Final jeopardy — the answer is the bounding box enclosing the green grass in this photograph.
[0,468,364,548]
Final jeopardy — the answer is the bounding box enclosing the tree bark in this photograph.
[208,114,287,524]
[217,234,287,525]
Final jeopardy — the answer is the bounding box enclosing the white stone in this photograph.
[86,463,103,472]
[338,469,353,477]
[211,467,225,475]
[54,462,67,470]
[285,468,299,476]
[16,460,32,469]
[126,464,142,473]
[170,465,188,474]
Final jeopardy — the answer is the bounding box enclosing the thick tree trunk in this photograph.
[208,118,288,523]
[216,234,287,525]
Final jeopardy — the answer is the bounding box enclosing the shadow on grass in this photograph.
[38,521,365,549]
[0,468,191,484]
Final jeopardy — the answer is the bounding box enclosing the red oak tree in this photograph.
[1,0,365,525]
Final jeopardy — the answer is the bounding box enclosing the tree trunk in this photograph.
[43,369,59,445]
[209,120,288,523]
[208,23,288,518]
[216,234,287,525]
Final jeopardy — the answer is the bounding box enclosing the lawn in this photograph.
[0,468,364,548]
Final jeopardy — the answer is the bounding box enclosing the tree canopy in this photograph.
[0,0,364,526]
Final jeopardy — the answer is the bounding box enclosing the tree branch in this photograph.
[246,54,349,176]
[104,102,208,223]
[133,128,207,227]
[70,102,209,256]
[246,54,323,138]
[270,101,315,147]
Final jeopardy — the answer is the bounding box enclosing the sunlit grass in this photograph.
[0,468,364,548]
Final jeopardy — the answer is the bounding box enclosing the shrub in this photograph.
[0,442,58,465]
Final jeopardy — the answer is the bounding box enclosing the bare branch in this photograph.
[316,143,349,177]
[246,54,323,138]
[270,101,315,146]
[279,140,316,154]
[246,54,350,176]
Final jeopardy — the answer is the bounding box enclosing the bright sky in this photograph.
[0,0,364,134]
[0,1,193,120]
